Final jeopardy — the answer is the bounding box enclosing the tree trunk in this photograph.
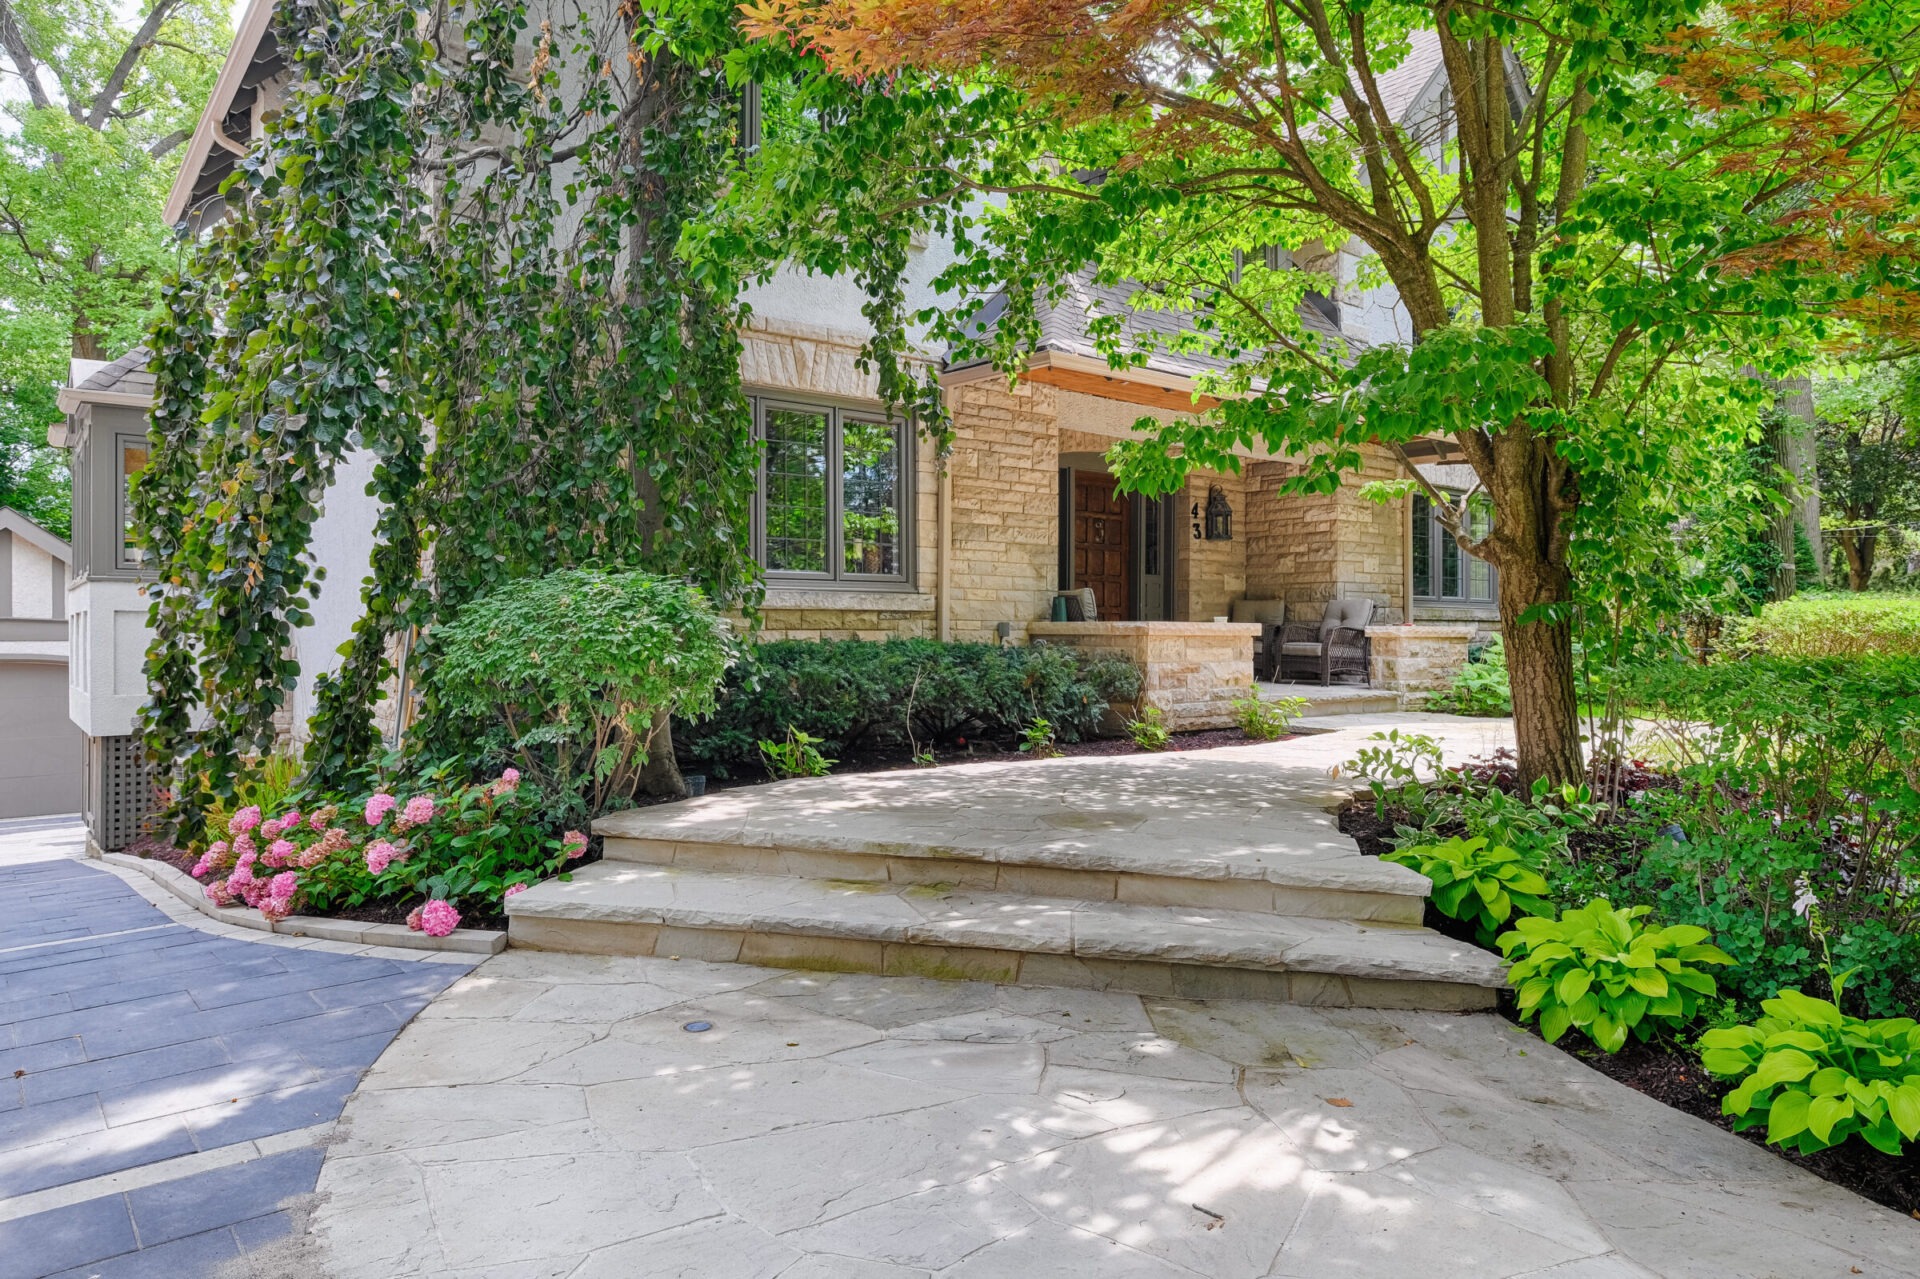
[1775,376,1826,583]
[1840,528,1877,591]
[637,709,687,797]
[1499,554,1584,788]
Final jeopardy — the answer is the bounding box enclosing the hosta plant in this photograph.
[1499,900,1733,1052]
[1383,836,1550,945]
[1699,982,1920,1156]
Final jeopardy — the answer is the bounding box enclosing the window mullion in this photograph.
[827,407,844,583]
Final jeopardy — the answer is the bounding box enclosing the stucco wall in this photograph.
[6,536,62,619]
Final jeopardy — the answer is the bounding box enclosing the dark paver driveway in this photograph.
[0,819,473,1278]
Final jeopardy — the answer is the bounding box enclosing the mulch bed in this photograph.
[1338,793,1920,1217]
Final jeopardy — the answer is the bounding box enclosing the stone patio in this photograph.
[286,949,1920,1279]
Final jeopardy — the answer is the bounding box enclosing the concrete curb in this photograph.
[98,850,507,955]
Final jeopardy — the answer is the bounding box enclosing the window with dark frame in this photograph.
[116,433,149,571]
[1411,491,1495,605]
[755,397,909,587]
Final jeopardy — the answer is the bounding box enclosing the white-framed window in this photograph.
[1412,491,1494,604]
[753,397,910,587]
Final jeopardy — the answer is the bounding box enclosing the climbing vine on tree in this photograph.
[135,0,876,836]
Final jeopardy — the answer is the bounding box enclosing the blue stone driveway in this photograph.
[0,820,474,1279]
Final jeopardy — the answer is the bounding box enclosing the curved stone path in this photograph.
[0,818,474,1279]
[290,949,1920,1279]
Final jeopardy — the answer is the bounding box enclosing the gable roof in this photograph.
[0,507,72,563]
[162,0,283,227]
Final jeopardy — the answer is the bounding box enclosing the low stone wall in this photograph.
[1366,623,1480,695]
[1028,620,1262,731]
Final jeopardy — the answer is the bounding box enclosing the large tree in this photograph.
[0,0,226,530]
[736,0,1920,784]
[1814,362,1920,590]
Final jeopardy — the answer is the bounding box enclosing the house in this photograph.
[78,4,1493,773]
[0,506,81,819]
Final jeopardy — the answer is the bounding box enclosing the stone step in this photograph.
[505,863,1505,1012]
[597,817,1431,926]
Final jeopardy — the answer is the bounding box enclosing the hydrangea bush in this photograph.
[188,767,586,932]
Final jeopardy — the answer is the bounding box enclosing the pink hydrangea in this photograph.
[364,793,398,826]
[562,830,589,860]
[228,805,262,836]
[365,840,400,875]
[191,849,217,878]
[308,806,336,832]
[394,795,435,831]
[268,871,299,903]
[405,905,424,932]
[504,882,529,899]
[281,809,303,830]
[419,899,461,937]
[205,878,237,907]
[264,838,296,868]
[502,767,520,785]
[228,859,256,888]
[231,832,256,863]
[260,897,293,923]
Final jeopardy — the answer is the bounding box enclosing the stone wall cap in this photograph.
[761,589,936,613]
[1030,621,1262,638]
[1366,623,1482,638]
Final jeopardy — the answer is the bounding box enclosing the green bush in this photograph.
[431,569,737,811]
[1232,684,1307,740]
[677,639,1141,773]
[1425,638,1513,716]
[1499,899,1732,1052]
[1727,594,1920,659]
[1384,836,1550,944]
[1126,707,1170,751]
[1700,984,1920,1156]
[759,727,835,778]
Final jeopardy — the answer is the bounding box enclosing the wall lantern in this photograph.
[1204,485,1233,541]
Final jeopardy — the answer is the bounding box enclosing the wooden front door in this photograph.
[1072,472,1131,620]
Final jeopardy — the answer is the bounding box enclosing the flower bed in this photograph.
[178,768,589,933]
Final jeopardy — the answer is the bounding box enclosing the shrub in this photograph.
[1126,707,1170,751]
[677,639,1142,773]
[1727,595,1920,659]
[760,727,835,778]
[1019,717,1062,757]
[430,569,737,811]
[1618,655,1920,1016]
[1232,684,1307,741]
[1499,899,1733,1051]
[1425,638,1513,716]
[1700,983,1920,1156]
[188,766,579,924]
[1384,836,1550,944]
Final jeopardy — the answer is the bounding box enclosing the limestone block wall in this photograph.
[944,379,1062,642]
[1027,621,1262,731]
[1367,623,1479,694]
[1176,469,1249,622]
[1243,445,1405,623]
[756,602,936,642]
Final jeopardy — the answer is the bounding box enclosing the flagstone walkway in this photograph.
[287,948,1920,1279]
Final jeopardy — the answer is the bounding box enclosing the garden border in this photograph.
[94,847,506,954]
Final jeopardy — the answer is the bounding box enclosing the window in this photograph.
[116,433,149,571]
[755,397,909,585]
[1412,492,1494,604]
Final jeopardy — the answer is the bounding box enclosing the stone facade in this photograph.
[1366,623,1481,694]
[734,317,1474,697]
[1027,621,1262,731]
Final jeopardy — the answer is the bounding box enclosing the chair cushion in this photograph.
[1280,642,1324,657]
[1319,598,1377,637]
[1231,599,1287,627]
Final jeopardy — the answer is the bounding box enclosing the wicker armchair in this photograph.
[1277,598,1376,686]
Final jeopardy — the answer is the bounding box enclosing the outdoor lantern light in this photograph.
[1204,485,1233,541]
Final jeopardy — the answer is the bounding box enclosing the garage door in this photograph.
[0,660,82,819]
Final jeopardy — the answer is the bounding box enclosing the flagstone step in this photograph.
[596,814,1431,925]
[504,863,1505,1011]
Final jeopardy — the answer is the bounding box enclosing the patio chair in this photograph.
[1229,598,1288,680]
[1277,598,1376,686]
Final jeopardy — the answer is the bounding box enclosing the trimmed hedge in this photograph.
[676,639,1142,774]
[1728,594,1920,660]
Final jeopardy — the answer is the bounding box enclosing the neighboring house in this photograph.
[0,507,81,819]
[89,5,1492,760]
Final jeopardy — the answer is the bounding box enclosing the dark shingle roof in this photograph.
[77,348,155,397]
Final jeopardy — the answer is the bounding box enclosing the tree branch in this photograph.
[0,0,52,111]
[86,0,185,131]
